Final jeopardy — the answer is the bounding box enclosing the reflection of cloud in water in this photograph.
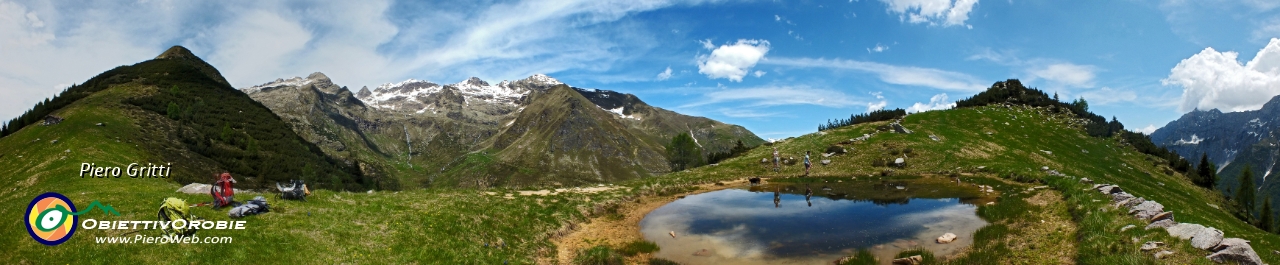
[640,189,987,265]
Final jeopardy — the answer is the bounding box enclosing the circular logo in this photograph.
[25,192,78,246]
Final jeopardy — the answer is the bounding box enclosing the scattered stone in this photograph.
[1207,203,1220,209]
[1040,150,1053,155]
[1141,241,1164,251]
[1129,200,1164,220]
[1116,197,1146,209]
[1146,219,1177,230]
[1154,250,1175,259]
[1099,185,1123,194]
[821,160,831,165]
[822,153,833,158]
[1150,211,1174,223]
[368,190,375,194]
[1081,149,1089,154]
[894,158,905,166]
[929,134,940,141]
[896,186,905,190]
[891,255,923,265]
[1166,223,1208,240]
[937,233,957,244]
[64,149,70,153]
[1121,225,1137,232]
[1189,227,1224,250]
[95,122,104,126]
[891,123,912,134]
[985,132,993,135]
[977,166,986,170]
[1041,166,1050,171]
[1207,238,1263,265]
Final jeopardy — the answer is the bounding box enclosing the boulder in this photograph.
[1129,201,1164,220]
[1116,197,1146,209]
[1146,219,1177,230]
[821,160,831,165]
[1099,185,1123,194]
[891,123,912,134]
[937,233,957,244]
[1166,223,1207,240]
[1154,250,1175,259]
[1189,227,1224,250]
[1110,192,1136,203]
[1149,211,1174,223]
[1207,238,1263,265]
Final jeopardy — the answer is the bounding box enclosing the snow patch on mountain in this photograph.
[241,76,316,94]
[602,106,641,121]
[1174,134,1203,145]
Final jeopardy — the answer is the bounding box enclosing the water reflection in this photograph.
[640,179,990,265]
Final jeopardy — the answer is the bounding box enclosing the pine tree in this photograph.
[1238,166,1256,222]
[1262,198,1274,233]
[1197,153,1216,189]
[667,133,703,171]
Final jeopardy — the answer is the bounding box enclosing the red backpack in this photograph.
[212,173,235,208]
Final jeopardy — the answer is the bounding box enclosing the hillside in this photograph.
[241,73,763,188]
[5,74,1280,263]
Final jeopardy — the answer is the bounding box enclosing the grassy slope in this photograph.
[4,91,1275,263]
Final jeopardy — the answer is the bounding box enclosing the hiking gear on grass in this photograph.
[212,172,236,209]
[158,197,197,237]
[229,196,269,218]
[277,179,308,201]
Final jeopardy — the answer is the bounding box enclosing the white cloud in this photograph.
[698,38,715,49]
[775,14,781,21]
[1138,124,1159,135]
[697,39,771,82]
[1163,38,1280,112]
[1077,87,1137,105]
[1027,63,1096,88]
[682,85,859,108]
[879,0,979,28]
[868,91,887,112]
[867,43,889,53]
[656,66,673,81]
[752,70,766,77]
[763,57,987,91]
[906,93,956,113]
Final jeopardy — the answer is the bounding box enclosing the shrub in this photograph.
[574,246,623,265]
[648,258,681,265]
[618,240,660,256]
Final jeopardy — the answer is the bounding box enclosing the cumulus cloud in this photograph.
[879,0,979,28]
[867,43,889,53]
[656,66,673,80]
[1138,124,1159,135]
[764,57,987,91]
[752,70,766,77]
[1163,38,1280,112]
[868,92,888,112]
[697,39,771,82]
[906,93,956,113]
[1027,63,1096,88]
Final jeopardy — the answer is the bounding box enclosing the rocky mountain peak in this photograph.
[357,86,372,98]
[460,77,489,87]
[307,72,331,82]
[155,45,197,60]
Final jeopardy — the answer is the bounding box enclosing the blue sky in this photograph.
[4,0,1280,140]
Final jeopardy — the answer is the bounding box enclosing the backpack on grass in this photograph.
[157,197,197,237]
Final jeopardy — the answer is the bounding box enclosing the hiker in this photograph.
[805,185,813,201]
[803,151,812,176]
[772,147,780,172]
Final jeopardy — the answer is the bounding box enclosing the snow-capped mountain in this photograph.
[239,72,763,187]
[355,74,563,112]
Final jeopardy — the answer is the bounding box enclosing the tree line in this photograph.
[817,108,906,131]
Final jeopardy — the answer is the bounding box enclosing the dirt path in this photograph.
[544,178,752,265]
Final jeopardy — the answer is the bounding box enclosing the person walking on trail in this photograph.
[772,147,780,173]
[803,151,812,176]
